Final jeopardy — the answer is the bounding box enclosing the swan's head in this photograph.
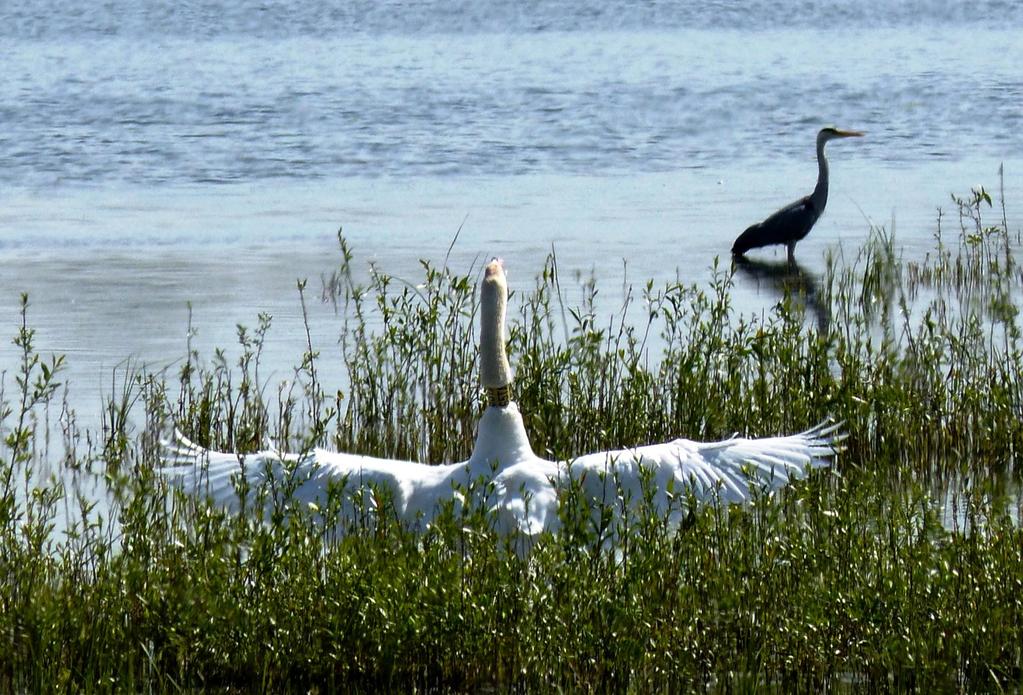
[480,257,512,406]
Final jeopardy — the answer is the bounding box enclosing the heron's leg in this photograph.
[786,242,796,264]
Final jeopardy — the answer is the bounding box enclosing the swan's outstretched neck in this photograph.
[472,261,535,471]
[481,258,512,406]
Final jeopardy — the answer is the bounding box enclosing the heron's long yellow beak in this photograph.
[835,129,865,137]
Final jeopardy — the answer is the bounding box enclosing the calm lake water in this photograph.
[1,0,1022,420]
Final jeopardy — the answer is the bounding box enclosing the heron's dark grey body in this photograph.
[732,127,862,262]
[732,194,823,259]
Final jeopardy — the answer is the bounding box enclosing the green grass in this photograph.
[2,183,1022,692]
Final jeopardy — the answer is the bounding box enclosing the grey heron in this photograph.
[731,127,863,262]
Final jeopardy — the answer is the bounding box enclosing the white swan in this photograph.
[163,259,841,537]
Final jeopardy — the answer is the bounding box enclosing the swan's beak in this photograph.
[485,257,505,279]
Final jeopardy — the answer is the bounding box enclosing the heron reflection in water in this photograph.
[732,255,830,334]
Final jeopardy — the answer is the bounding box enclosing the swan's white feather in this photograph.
[568,419,842,508]
[162,406,841,536]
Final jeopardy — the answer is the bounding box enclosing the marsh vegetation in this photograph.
[2,185,1022,692]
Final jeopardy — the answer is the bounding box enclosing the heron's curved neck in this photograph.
[480,262,512,404]
[811,136,830,210]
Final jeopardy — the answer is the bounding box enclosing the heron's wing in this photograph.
[568,420,842,508]
[733,196,820,253]
[161,431,463,523]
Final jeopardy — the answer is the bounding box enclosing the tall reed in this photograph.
[1,184,1021,691]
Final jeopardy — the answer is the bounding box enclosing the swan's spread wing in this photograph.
[162,432,463,525]
[569,420,842,507]
[162,433,304,512]
[164,431,560,539]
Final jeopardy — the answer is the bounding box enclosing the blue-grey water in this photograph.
[1,0,1022,423]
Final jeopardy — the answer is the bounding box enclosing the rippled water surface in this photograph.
[1,0,1022,415]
